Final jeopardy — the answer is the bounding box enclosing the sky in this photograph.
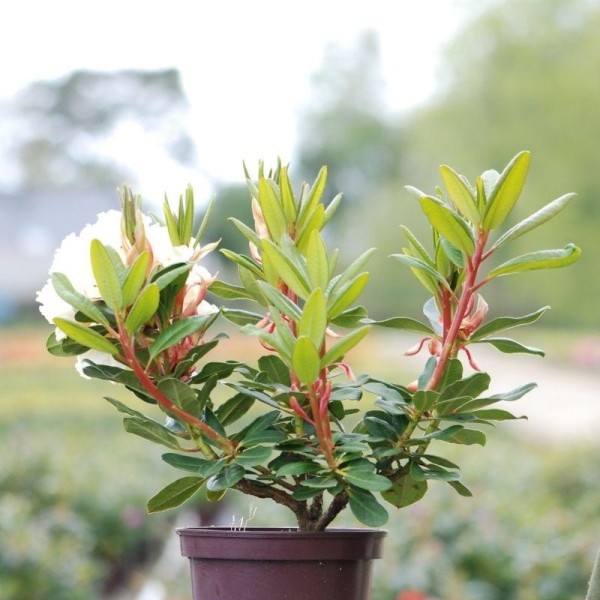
[3,1,475,198]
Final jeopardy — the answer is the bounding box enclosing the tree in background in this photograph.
[407,0,600,327]
[2,68,196,190]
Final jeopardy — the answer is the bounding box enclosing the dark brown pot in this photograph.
[177,527,386,600]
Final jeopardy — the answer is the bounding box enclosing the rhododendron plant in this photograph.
[41,152,579,531]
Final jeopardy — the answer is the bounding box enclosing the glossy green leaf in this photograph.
[306,230,329,290]
[439,164,480,223]
[320,325,370,368]
[299,289,327,349]
[206,464,246,492]
[327,272,369,319]
[258,177,287,242]
[471,409,524,421]
[296,204,325,253]
[152,263,191,291]
[148,315,214,362]
[53,318,119,355]
[420,197,476,255]
[51,273,111,327]
[161,453,212,474]
[343,468,392,492]
[158,378,200,415]
[492,193,576,249]
[147,476,205,513]
[104,396,145,419]
[382,473,428,508]
[483,151,531,230]
[470,306,550,341]
[275,461,320,477]
[90,239,124,311]
[348,487,389,527]
[221,308,263,327]
[413,390,439,412]
[488,244,581,278]
[448,480,473,497]
[401,226,434,265]
[244,428,286,447]
[125,283,159,334]
[220,249,264,279]
[216,394,255,426]
[439,372,491,402]
[323,192,343,225]
[417,356,437,390]
[486,382,537,402]
[261,241,311,299]
[122,251,151,307]
[473,337,545,356]
[228,217,262,247]
[234,445,272,468]
[123,417,181,449]
[330,306,369,328]
[293,336,321,385]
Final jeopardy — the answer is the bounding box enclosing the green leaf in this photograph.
[257,281,302,321]
[323,192,343,225]
[206,464,246,491]
[147,476,205,513]
[492,193,576,249]
[161,453,213,474]
[447,429,486,446]
[401,226,434,265]
[327,272,369,320]
[221,308,263,327]
[471,409,524,421]
[296,204,325,253]
[448,480,473,497]
[258,355,292,386]
[261,241,311,299]
[292,486,323,501]
[297,165,327,229]
[306,230,329,290]
[293,336,321,385]
[228,217,261,248]
[209,280,256,301]
[216,394,255,426]
[330,306,369,328]
[390,253,451,292]
[363,316,434,335]
[413,390,439,412]
[486,382,537,402]
[51,273,111,327]
[46,331,88,357]
[90,239,124,311]
[104,396,146,419]
[279,165,297,223]
[258,177,287,242]
[148,315,214,361]
[420,197,476,256]
[234,445,272,468]
[382,473,428,508]
[488,244,581,278]
[417,356,437,390]
[299,288,327,349]
[439,372,491,401]
[470,306,550,341]
[125,283,160,334]
[220,249,264,279]
[483,151,531,230]
[53,318,119,355]
[343,468,392,492]
[473,337,544,356]
[329,248,377,296]
[123,417,181,449]
[348,487,389,527]
[439,164,480,223]
[276,461,320,477]
[320,325,370,368]
[300,476,338,489]
[152,263,191,290]
[122,251,151,307]
[158,378,200,415]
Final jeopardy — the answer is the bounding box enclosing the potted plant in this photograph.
[38,151,580,600]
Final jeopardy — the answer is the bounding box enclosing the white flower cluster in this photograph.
[37,209,218,376]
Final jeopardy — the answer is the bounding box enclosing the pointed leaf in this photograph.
[123,417,181,449]
[420,197,475,255]
[158,378,200,415]
[473,337,544,356]
[330,306,369,328]
[258,177,287,242]
[149,315,214,361]
[343,468,392,492]
[483,151,531,230]
[206,464,246,491]
[216,394,255,426]
[493,193,576,249]
[125,283,160,334]
[297,166,327,228]
[327,272,370,319]
[470,306,550,341]
[306,230,329,290]
[228,217,262,247]
[51,273,110,327]
[161,453,213,474]
[391,253,452,292]
[446,428,486,446]
[90,239,124,311]
[279,165,297,223]
[257,281,302,320]
[261,241,311,299]
[234,445,272,468]
[147,476,205,513]
[320,325,370,368]
[53,318,119,355]
[440,164,480,223]
[209,280,256,301]
[488,244,581,278]
[323,192,343,225]
[122,251,151,307]
[439,372,491,402]
[486,382,537,402]
[363,316,434,335]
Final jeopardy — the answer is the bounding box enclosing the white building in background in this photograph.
[0,189,116,321]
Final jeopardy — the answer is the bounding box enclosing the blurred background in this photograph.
[1,0,600,599]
